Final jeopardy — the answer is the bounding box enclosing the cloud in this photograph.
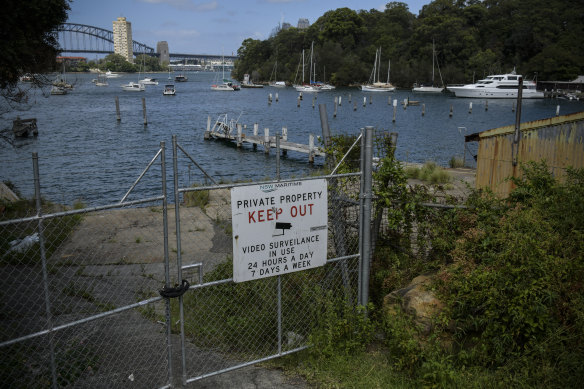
[138,0,218,12]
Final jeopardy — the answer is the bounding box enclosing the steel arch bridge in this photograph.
[55,23,155,55]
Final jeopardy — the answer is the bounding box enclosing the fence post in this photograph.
[33,153,58,389]
[172,136,187,386]
[160,141,175,387]
[359,127,374,307]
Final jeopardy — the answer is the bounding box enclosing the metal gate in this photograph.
[0,128,373,388]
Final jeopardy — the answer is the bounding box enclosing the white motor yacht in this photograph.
[139,77,158,85]
[121,82,145,92]
[163,84,176,95]
[447,72,543,98]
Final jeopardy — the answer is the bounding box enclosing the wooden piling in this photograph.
[369,95,372,105]
[253,123,258,150]
[275,92,279,102]
[237,123,243,147]
[264,128,270,154]
[363,96,366,107]
[282,127,288,155]
[353,102,357,111]
[115,96,121,121]
[512,101,515,112]
[339,96,342,106]
[485,100,488,111]
[468,102,473,114]
[204,115,211,139]
[308,134,315,163]
[449,105,453,117]
[334,97,338,117]
[142,97,147,125]
[393,99,397,122]
[348,93,351,103]
[422,103,425,116]
[403,98,407,109]
[268,93,272,105]
[556,105,560,116]
[312,95,316,109]
[297,96,301,107]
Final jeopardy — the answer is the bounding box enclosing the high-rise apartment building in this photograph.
[297,18,310,29]
[113,17,133,63]
[157,41,169,65]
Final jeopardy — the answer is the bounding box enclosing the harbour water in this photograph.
[1,72,583,206]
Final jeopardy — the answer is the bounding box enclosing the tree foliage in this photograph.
[233,0,584,86]
[0,0,70,104]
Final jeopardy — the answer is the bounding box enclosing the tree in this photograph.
[101,54,137,73]
[0,0,70,106]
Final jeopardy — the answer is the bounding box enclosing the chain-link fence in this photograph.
[1,132,370,388]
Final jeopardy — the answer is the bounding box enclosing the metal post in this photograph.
[357,131,365,305]
[33,153,58,389]
[512,77,523,166]
[172,136,187,386]
[359,127,374,306]
[160,141,174,386]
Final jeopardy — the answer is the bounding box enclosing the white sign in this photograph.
[231,179,328,283]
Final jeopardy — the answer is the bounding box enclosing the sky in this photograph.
[66,0,429,56]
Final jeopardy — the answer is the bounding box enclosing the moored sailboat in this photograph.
[361,47,395,92]
[412,40,444,93]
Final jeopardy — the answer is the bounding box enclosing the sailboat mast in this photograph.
[432,39,435,86]
[377,47,381,84]
[387,60,391,84]
[302,50,305,84]
[309,41,314,84]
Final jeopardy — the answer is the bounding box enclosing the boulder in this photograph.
[383,274,444,335]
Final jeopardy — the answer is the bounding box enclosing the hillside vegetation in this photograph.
[273,158,584,387]
[233,0,584,86]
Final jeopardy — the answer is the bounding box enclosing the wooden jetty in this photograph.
[204,114,325,163]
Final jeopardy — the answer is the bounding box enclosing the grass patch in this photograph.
[448,156,465,168]
[184,185,210,208]
[405,161,451,184]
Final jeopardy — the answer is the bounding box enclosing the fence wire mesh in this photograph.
[176,172,361,383]
[1,147,363,388]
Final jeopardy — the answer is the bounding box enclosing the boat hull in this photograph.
[361,85,395,92]
[121,82,145,91]
[447,87,544,99]
[295,85,319,92]
[412,86,444,93]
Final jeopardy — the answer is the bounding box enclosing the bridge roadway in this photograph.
[57,23,237,60]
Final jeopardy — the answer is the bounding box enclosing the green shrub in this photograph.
[437,162,584,376]
[404,162,451,184]
[448,156,465,168]
[183,185,210,208]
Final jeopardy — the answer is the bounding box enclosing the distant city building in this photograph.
[281,22,292,30]
[297,18,310,29]
[157,41,169,65]
[112,17,133,63]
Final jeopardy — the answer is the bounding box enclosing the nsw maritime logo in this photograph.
[259,184,276,193]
